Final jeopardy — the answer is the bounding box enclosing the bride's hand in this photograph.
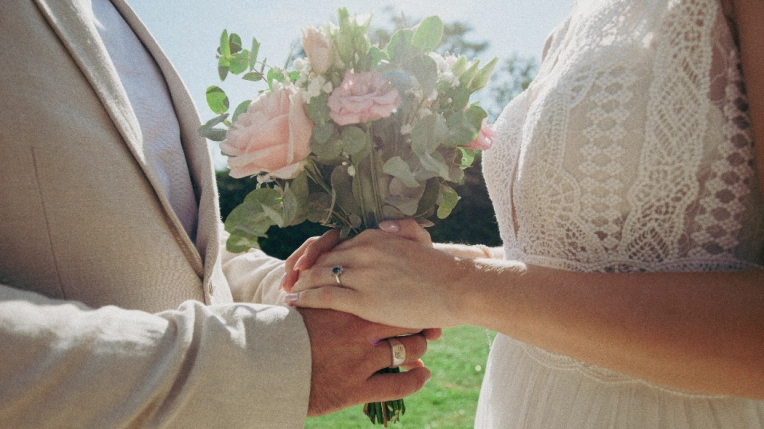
[286,228,470,329]
[281,219,432,293]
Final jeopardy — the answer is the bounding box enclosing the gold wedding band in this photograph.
[387,338,406,368]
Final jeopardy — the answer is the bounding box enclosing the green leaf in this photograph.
[289,70,301,82]
[437,184,460,219]
[311,130,343,159]
[205,86,229,114]
[459,59,481,88]
[229,51,249,75]
[307,93,331,123]
[340,126,367,155]
[249,38,260,70]
[281,173,309,227]
[408,55,438,97]
[219,30,231,58]
[267,69,286,88]
[198,126,227,142]
[450,55,469,77]
[470,57,498,92]
[198,113,228,142]
[446,105,487,146]
[232,100,251,123]
[217,57,230,81]
[415,177,440,216]
[411,113,448,155]
[312,122,336,144]
[243,71,264,82]
[307,192,333,223]
[386,29,415,65]
[383,156,419,188]
[331,165,361,216]
[229,33,243,54]
[418,151,451,180]
[460,147,477,169]
[411,16,443,52]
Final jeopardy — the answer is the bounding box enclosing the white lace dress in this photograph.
[477,0,764,427]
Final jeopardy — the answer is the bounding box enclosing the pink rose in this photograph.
[465,119,496,150]
[221,87,314,179]
[302,26,335,75]
[327,70,401,126]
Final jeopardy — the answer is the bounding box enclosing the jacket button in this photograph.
[207,283,214,295]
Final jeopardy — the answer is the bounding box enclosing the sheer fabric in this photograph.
[477,0,764,426]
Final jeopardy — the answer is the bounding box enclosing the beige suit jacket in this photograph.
[0,0,311,427]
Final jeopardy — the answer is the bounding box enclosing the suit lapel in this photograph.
[33,0,207,278]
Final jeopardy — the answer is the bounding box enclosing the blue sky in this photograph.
[127,0,573,166]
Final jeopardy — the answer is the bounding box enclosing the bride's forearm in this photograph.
[454,260,764,399]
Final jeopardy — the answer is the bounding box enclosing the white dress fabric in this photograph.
[478,0,764,427]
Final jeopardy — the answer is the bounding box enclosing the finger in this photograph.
[378,218,432,246]
[280,268,300,293]
[400,358,425,371]
[295,229,342,271]
[364,367,432,402]
[284,236,318,273]
[286,285,356,312]
[421,328,443,341]
[374,334,428,369]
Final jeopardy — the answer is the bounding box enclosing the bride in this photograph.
[285,0,764,427]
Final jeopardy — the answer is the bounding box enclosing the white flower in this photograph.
[428,89,439,101]
[321,81,333,94]
[305,75,327,101]
[293,58,307,71]
[428,52,449,73]
[400,124,413,135]
[347,165,356,176]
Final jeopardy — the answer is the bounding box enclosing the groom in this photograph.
[0,0,433,427]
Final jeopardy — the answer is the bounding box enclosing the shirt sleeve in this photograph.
[0,283,311,429]
[219,226,291,306]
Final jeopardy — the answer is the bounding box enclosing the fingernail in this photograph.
[425,372,432,384]
[295,255,307,270]
[285,293,299,305]
[279,272,288,290]
[379,220,400,233]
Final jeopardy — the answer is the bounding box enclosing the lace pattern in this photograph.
[482,0,764,380]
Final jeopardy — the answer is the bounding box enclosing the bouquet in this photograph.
[199,8,496,425]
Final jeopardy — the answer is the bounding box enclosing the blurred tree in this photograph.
[217,9,538,259]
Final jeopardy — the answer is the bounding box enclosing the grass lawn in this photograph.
[305,326,496,429]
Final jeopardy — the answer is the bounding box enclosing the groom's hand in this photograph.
[298,308,433,416]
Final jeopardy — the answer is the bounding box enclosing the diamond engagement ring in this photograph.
[386,338,406,368]
[331,265,343,285]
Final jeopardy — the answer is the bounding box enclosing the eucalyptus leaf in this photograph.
[232,100,251,123]
[311,132,343,159]
[229,51,249,74]
[307,93,331,123]
[198,127,227,142]
[418,151,451,179]
[411,16,443,52]
[341,126,367,155]
[408,55,438,96]
[307,192,333,223]
[282,186,299,226]
[243,71,264,82]
[226,233,261,253]
[312,122,336,144]
[249,38,260,70]
[437,184,460,219]
[415,177,440,216]
[206,86,229,114]
[349,214,363,229]
[218,57,230,81]
[219,30,231,58]
[383,156,419,188]
[385,29,415,65]
[331,165,362,215]
[229,33,243,54]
